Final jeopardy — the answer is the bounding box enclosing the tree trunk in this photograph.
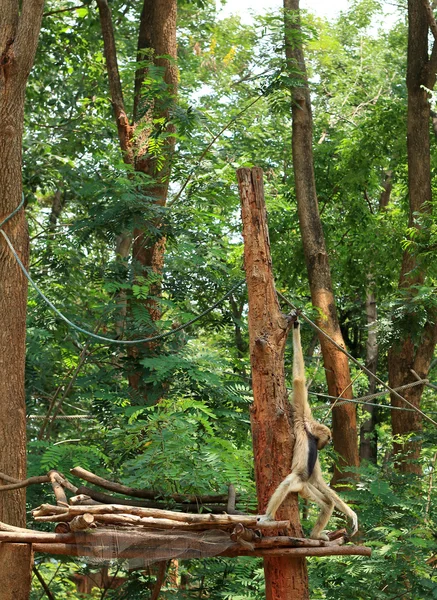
[0,544,33,599]
[0,0,44,527]
[359,291,378,463]
[97,0,178,402]
[283,0,359,484]
[237,168,309,600]
[387,0,437,474]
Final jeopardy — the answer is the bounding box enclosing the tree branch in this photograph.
[32,566,56,600]
[70,466,230,503]
[422,0,437,87]
[95,0,134,160]
[150,561,168,600]
[43,4,85,17]
[0,473,50,491]
[14,0,45,81]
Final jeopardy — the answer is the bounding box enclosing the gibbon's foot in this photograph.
[257,514,275,524]
[350,516,359,537]
[310,531,330,542]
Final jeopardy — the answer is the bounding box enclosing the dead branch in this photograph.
[0,473,51,491]
[69,514,95,532]
[49,471,68,507]
[75,484,230,513]
[70,466,230,504]
[69,494,100,506]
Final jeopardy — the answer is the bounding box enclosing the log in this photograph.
[54,523,70,534]
[31,542,371,559]
[75,485,230,513]
[48,470,68,507]
[0,520,37,533]
[71,466,229,504]
[230,523,261,544]
[32,503,289,529]
[69,494,100,506]
[222,546,372,558]
[69,513,95,532]
[253,536,345,549]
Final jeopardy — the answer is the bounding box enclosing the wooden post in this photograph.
[0,544,33,599]
[237,167,309,600]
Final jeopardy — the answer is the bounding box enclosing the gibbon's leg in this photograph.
[313,479,358,536]
[292,321,312,420]
[304,482,334,541]
[258,473,304,522]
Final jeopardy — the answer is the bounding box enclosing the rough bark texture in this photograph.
[284,0,359,484]
[0,0,44,528]
[97,0,178,401]
[387,0,437,473]
[237,168,309,600]
[0,544,33,599]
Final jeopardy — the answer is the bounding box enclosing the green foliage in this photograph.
[21,0,437,598]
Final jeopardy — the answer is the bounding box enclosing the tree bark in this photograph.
[387,0,437,473]
[0,0,44,527]
[283,0,359,484]
[237,167,309,600]
[0,544,33,599]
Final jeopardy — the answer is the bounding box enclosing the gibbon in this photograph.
[258,318,358,540]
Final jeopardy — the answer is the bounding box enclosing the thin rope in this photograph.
[313,398,434,413]
[309,379,429,405]
[277,291,437,427]
[0,227,244,346]
[0,194,25,228]
[320,370,364,424]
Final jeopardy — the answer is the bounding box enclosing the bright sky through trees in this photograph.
[218,0,350,22]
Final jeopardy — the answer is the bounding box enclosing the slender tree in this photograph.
[387,0,437,473]
[96,0,178,401]
[283,0,359,483]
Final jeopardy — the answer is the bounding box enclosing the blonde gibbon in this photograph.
[258,318,358,540]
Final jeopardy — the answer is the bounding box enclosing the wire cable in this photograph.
[0,225,244,346]
[277,290,437,427]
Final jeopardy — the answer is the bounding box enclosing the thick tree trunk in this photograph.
[237,168,309,600]
[283,0,359,484]
[387,0,437,473]
[0,544,33,599]
[0,0,44,527]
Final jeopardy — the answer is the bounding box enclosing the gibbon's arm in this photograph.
[292,321,312,420]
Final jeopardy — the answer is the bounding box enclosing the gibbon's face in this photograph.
[313,423,332,450]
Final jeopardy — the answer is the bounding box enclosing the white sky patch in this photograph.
[217,0,350,23]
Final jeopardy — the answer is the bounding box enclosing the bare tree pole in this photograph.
[237,167,309,600]
[283,0,359,484]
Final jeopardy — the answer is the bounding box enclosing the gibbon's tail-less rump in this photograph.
[258,318,358,540]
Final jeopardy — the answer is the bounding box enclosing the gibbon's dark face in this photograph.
[313,423,332,450]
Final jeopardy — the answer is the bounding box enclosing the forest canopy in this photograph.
[0,0,436,598]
